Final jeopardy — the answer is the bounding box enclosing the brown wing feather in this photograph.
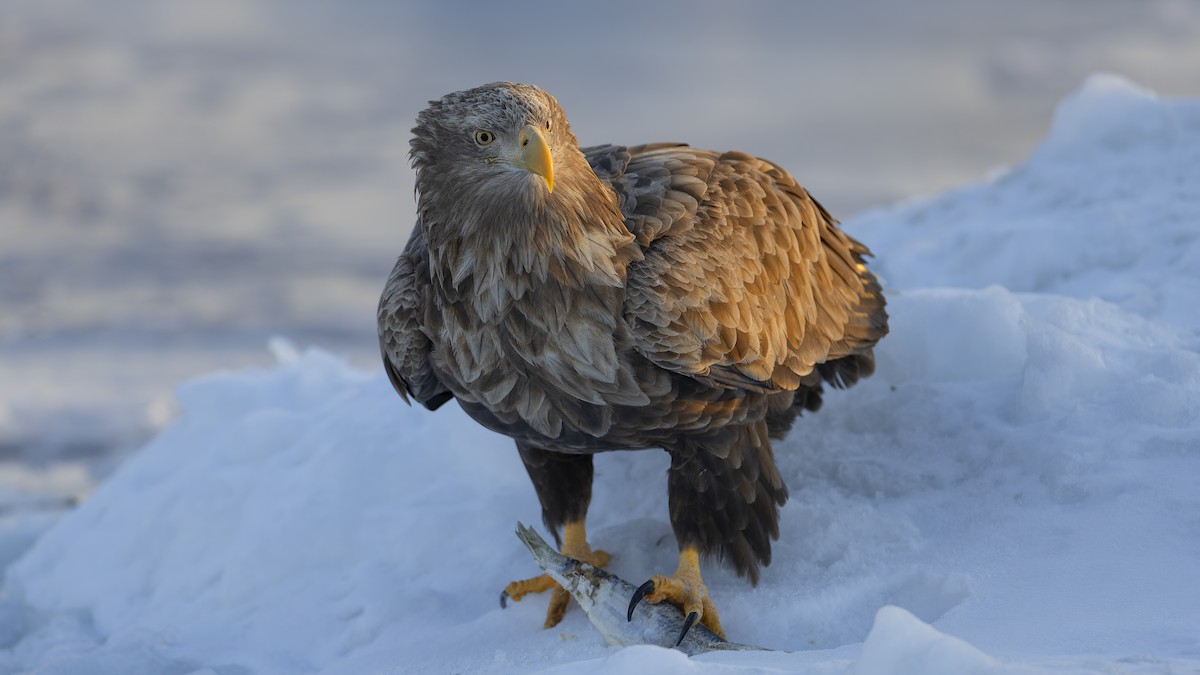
[378,225,453,410]
[590,144,887,392]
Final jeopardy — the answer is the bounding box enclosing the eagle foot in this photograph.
[500,520,609,629]
[627,547,725,643]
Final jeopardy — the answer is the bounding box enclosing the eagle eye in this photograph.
[474,130,496,146]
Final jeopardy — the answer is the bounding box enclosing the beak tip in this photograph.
[517,124,555,195]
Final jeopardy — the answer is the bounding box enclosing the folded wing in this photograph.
[586,143,887,393]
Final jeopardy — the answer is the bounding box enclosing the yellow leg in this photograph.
[501,520,610,628]
[639,547,725,639]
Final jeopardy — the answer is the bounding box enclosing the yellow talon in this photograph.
[640,547,725,639]
[501,520,609,628]
[502,573,557,603]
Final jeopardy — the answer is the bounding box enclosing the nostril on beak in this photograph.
[521,138,529,147]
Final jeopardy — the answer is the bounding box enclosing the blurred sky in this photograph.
[2,0,1199,477]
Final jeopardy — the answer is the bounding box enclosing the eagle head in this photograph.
[410,82,586,214]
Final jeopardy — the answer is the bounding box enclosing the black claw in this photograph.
[500,590,509,609]
[628,579,655,621]
[676,611,699,646]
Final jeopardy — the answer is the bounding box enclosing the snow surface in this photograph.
[3,75,1199,674]
[851,74,1200,337]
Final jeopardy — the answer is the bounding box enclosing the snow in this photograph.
[853,607,1023,675]
[3,75,1200,673]
[850,74,1200,337]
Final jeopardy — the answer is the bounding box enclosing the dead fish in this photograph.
[513,522,768,655]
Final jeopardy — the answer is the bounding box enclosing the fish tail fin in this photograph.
[515,522,565,572]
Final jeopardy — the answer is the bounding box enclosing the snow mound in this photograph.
[854,607,1024,675]
[5,294,1198,673]
[4,75,1200,673]
[850,74,1200,336]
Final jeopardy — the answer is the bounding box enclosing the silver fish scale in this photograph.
[514,523,767,655]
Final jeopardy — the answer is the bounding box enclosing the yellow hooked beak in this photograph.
[515,124,554,193]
